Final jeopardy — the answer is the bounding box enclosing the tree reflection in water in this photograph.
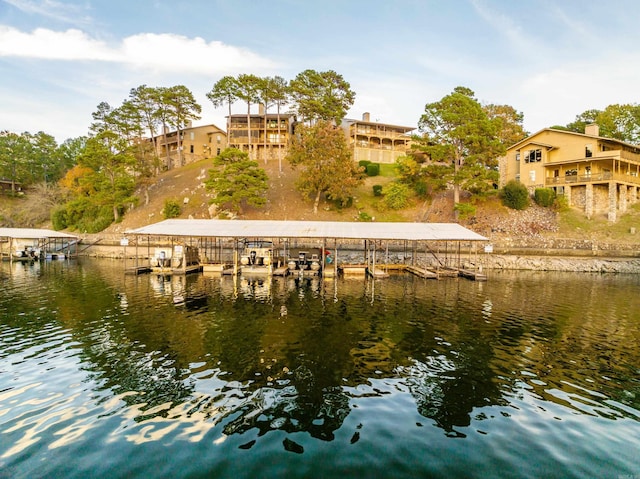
[4,259,639,455]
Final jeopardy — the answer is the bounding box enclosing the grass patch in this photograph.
[378,163,397,177]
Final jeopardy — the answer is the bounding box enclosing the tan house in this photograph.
[341,113,415,164]
[499,124,640,221]
[153,123,227,169]
[227,107,296,162]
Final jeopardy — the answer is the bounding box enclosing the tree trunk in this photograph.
[453,154,461,220]
[277,104,282,175]
[176,125,184,167]
[313,190,321,214]
[246,102,252,160]
[263,104,268,164]
[161,121,171,170]
[227,103,232,150]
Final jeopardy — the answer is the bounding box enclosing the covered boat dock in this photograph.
[0,228,79,262]
[125,219,488,280]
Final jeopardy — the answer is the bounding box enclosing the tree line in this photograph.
[2,69,640,230]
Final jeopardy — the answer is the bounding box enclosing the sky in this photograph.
[1,0,639,143]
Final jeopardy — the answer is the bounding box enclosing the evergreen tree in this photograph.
[205,147,268,214]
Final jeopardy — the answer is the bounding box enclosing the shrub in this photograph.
[500,180,529,210]
[414,180,429,198]
[554,194,570,212]
[365,163,380,177]
[372,184,383,197]
[333,196,353,209]
[534,188,556,207]
[382,182,411,210]
[163,199,181,219]
[358,160,371,169]
[454,202,476,219]
[51,206,68,230]
[358,211,372,221]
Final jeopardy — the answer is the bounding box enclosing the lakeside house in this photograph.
[499,124,640,221]
[153,111,415,166]
[150,123,227,169]
[341,113,415,164]
[227,106,296,162]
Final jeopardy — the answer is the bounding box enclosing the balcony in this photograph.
[545,171,640,187]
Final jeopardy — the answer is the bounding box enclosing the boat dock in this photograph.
[122,219,490,281]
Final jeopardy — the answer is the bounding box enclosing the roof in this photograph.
[126,219,487,242]
[343,118,416,133]
[0,228,78,240]
[508,128,640,152]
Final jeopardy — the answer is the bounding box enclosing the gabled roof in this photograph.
[126,219,487,242]
[508,128,640,152]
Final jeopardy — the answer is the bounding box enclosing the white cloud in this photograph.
[120,33,276,74]
[0,26,116,60]
[0,26,277,74]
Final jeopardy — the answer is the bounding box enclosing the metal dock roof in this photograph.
[0,228,78,240]
[126,219,487,242]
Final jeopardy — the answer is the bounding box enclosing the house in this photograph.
[341,113,415,164]
[152,123,227,169]
[227,106,296,162]
[499,124,640,221]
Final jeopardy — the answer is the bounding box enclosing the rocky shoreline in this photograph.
[479,254,640,273]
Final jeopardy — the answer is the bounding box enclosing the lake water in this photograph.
[1,258,639,479]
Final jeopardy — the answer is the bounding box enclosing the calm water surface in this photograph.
[1,258,639,479]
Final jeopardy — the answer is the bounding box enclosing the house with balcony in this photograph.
[227,107,296,163]
[341,113,415,164]
[153,123,227,170]
[499,124,640,221]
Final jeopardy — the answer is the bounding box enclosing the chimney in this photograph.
[585,123,599,137]
[362,112,370,122]
[259,103,265,115]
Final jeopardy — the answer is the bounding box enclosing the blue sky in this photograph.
[1,0,639,142]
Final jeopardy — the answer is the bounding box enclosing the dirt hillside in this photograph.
[101,157,564,244]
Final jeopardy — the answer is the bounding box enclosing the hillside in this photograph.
[102,157,563,240]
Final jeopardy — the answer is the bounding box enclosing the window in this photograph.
[524,149,542,163]
[268,133,281,143]
[529,170,536,182]
[190,145,194,153]
[190,132,195,140]
[585,144,593,157]
[515,152,520,162]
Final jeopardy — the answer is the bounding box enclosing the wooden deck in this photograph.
[341,264,367,276]
[458,268,487,281]
[405,265,438,279]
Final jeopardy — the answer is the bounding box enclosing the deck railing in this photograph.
[546,171,640,186]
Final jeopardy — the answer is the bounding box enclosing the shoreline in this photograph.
[75,236,640,274]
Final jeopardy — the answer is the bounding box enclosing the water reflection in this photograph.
[1,260,640,478]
